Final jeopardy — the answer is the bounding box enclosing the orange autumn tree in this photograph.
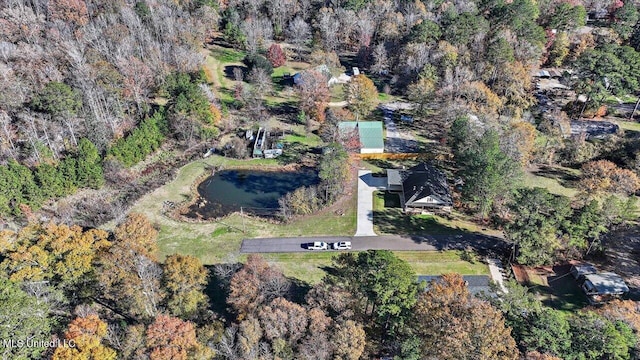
[146,315,199,360]
[579,160,640,196]
[296,70,330,123]
[53,315,116,360]
[413,273,519,360]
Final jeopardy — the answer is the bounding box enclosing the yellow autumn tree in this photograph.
[98,213,164,320]
[0,223,110,285]
[53,315,117,360]
[163,254,209,319]
[347,74,378,120]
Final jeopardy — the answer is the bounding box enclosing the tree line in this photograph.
[0,214,637,359]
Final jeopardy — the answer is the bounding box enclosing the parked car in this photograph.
[332,241,352,250]
[307,241,328,250]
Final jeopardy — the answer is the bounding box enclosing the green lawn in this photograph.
[523,168,579,198]
[372,191,499,236]
[618,120,640,133]
[283,133,322,147]
[261,250,489,284]
[210,47,245,63]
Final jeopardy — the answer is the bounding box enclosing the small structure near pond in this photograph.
[338,121,384,153]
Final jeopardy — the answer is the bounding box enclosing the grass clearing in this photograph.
[283,133,322,147]
[618,120,640,133]
[210,47,246,63]
[523,167,579,198]
[262,250,489,284]
[372,191,499,236]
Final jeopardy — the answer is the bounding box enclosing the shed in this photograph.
[582,272,629,296]
[570,263,598,279]
[338,121,384,153]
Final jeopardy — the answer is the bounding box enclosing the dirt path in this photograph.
[201,48,221,88]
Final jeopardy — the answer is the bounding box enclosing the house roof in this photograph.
[418,275,492,296]
[338,121,384,150]
[387,169,403,186]
[583,272,629,295]
[570,263,597,279]
[402,163,452,207]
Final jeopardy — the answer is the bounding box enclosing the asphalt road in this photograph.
[240,233,510,254]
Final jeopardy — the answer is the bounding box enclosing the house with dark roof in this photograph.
[387,163,452,213]
[338,121,384,153]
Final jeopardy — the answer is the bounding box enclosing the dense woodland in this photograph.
[0,214,638,359]
[1,0,640,358]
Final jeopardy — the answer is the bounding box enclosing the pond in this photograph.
[186,169,320,219]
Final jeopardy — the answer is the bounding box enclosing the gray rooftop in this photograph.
[570,263,598,279]
[583,272,629,295]
[387,169,403,187]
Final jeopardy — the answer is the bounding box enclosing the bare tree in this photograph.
[267,0,297,38]
[371,42,389,75]
[135,255,163,318]
[0,110,18,161]
[247,67,273,99]
[355,13,375,48]
[316,8,340,52]
[242,17,273,54]
[287,16,310,59]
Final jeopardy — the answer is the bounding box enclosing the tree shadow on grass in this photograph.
[224,65,248,80]
[528,264,589,311]
[532,165,580,188]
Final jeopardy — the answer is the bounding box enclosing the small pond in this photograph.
[186,169,320,219]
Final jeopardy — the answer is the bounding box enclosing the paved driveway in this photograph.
[240,233,509,253]
[355,170,387,236]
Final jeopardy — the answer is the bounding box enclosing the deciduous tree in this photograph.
[162,254,209,320]
[296,70,330,123]
[413,273,519,360]
[266,43,286,67]
[347,74,378,120]
[146,315,199,360]
[0,277,52,360]
[53,315,117,360]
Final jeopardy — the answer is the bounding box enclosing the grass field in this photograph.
[523,165,580,198]
[261,250,489,284]
[618,120,640,133]
[372,191,501,236]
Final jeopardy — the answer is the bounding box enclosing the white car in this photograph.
[307,241,328,250]
[332,241,352,250]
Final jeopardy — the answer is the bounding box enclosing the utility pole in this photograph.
[240,207,245,233]
[629,95,640,121]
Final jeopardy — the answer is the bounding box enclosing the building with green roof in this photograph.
[338,121,384,153]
